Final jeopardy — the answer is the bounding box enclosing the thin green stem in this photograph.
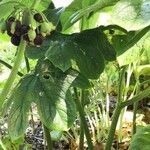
[105,67,126,150]
[120,86,150,108]
[118,67,126,103]
[132,102,138,134]
[0,138,7,150]
[105,105,122,150]
[132,80,140,134]
[118,65,132,142]
[74,88,93,150]
[0,59,23,77]
[24,56,35,134]
[43,125,53,150]
[79,122,84,150]
[79,90,85,150]
[0,39,26,108]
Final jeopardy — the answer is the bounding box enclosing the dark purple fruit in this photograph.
[34,13,43,23]
[34,34,44,45]
[11,35,21,46]
[13,20,22,36]
[15,20,22,29]
[23,34,30,42]
[21,24,30,35]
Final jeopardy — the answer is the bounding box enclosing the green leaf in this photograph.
[60,0,98,31]
[60,0,82,30]
[43,7,64,27]
[36,0,52,11]
[27,27,116,79]
[7,59,77,138]
[71,27,115,78]
[45,27,115,79]
[25,37,51,59]
[61,0,119,30]
[45,40,73,72]
[72,73,93,89]
[0,1,18,20]
[112,25,150,56]
[111,0,150,30]
[35,60,77,131]
[20,0,51,11]
[8,74,38,140]
[129,125,150,150]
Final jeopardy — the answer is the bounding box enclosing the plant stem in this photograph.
[43,125,53,150]
[0,138,7,150]
[105,73,150,150]
[79,90,85,150]
[0,39,26,108]
[74,88,93,150]
[79,122,84,150]
[24,56,35,134]
[118,65,132,142]
[120,86,150,108]
[105,105,122,150]
[105,67,126,150]
[0,59,23,76]
[132,80,140,134]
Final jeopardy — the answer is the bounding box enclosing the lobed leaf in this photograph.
[34,59,77,130]
[8,74,38,140]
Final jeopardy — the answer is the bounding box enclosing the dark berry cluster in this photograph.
[4,13,55,47]
[6,16,31,46]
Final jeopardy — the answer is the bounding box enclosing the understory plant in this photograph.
[0,0,150,150]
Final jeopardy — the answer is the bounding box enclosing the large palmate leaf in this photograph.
[129,125,150,150]
[26,27,116,79]
[71,28,115,79]
[8,74,38,140]
[34,59,77,130]
[45,27,116,79]
[8,59,78,140]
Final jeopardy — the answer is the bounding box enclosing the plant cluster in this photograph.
[0,0,149,150]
